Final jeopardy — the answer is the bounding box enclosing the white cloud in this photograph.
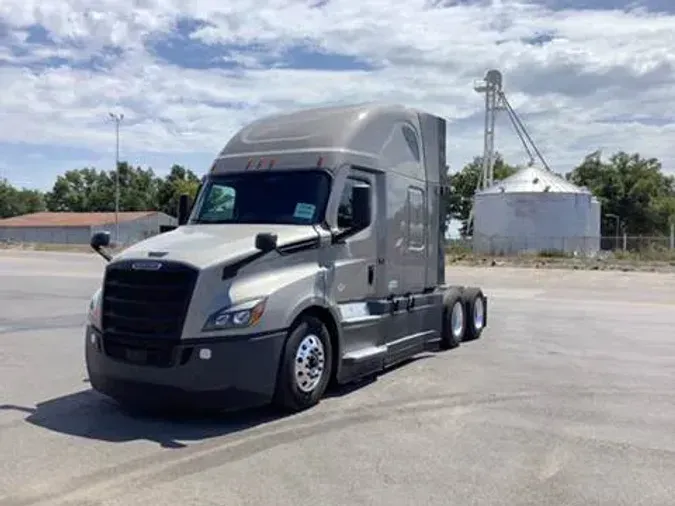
[0,0,675,190]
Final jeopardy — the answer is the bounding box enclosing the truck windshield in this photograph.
[191,169,331,225]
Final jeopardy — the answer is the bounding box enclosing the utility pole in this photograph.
[109,112,124,244]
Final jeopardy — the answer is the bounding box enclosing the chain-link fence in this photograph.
[470,235,601,256]
[447,234,675,260]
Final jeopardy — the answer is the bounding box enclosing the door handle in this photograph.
[367,265,374,285]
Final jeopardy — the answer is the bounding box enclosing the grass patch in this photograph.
[612,248,675,263]
[536,249,570,258]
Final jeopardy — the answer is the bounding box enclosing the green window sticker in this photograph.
[293,203,316,220]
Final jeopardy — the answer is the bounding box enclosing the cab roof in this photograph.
[213,103,430,170]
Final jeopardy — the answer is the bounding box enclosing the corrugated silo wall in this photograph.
[91,213,178,246]
[0,226,91,244]
[472,192,600,255]
[587,198,601,253]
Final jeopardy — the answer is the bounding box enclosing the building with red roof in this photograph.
[0,211,177,245]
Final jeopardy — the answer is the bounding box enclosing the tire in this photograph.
[463,287,486,341]
[273,315,333,413]
[441,289,466,349]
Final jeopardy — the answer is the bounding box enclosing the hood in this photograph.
[112,223,320,269]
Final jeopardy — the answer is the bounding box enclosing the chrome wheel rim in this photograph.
[451,301,465,339]
[473,296,485,330]
[294,334,325,393]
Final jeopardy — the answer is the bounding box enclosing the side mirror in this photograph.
[255,232,278,253]
[91,231,110,248]
[177,193,191,226]
[350,184,371,231]
[90,231,112,262]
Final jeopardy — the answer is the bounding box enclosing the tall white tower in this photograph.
[473,69,503,190]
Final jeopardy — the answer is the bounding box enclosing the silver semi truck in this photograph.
[85,103,488,413]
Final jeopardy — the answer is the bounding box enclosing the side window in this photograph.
[200,184,236,221]
[338,176,370,229]
[407,186,425,250]
[402,125,421,162]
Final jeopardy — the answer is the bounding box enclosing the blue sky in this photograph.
[1,0,674,190]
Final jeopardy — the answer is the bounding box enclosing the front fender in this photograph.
[284,295,341,332]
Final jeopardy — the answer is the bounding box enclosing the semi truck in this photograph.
[85,103,488,413]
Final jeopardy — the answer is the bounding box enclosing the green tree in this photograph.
[16,188,46,215]
[0,179,46,218]
[566,151,675,235]
[446,154,520,236]
[46,167,112,212]
[116,162,161,211]
[46,163,162,213]
[157,165,201,217]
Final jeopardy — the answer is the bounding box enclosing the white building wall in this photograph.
[0,213,177,246]
[0,226,91,244]
[92,213,177,246]
[473,192,601,255]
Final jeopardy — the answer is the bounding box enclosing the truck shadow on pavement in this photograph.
[0,355,432,449]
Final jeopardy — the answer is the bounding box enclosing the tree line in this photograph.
[443,151,675,236]
[1,151,674,236]
[0,164,201,220]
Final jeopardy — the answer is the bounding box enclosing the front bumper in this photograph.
[85,325,287,411]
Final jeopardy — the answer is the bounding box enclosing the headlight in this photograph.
[203,297,266,332]
[87,288,102,330]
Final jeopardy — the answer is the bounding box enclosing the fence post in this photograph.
[623,233,627,252]
[670,223,674,250]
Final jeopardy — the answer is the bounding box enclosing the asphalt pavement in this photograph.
[0,250,674,506]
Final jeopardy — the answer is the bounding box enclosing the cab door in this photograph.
[326,167,381,302]
[324,166,386,355]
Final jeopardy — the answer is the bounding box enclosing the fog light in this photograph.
[90,334,96,345]
[199,348,212,360]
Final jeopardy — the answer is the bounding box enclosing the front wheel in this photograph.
[273,315,333,412]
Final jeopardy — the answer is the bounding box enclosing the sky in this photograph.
[0,0,674,191]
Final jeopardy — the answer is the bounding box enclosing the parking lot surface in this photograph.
[1,250,674,506]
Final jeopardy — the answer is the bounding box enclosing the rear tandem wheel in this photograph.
[462,287,486,341]
[441,288,467,349]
